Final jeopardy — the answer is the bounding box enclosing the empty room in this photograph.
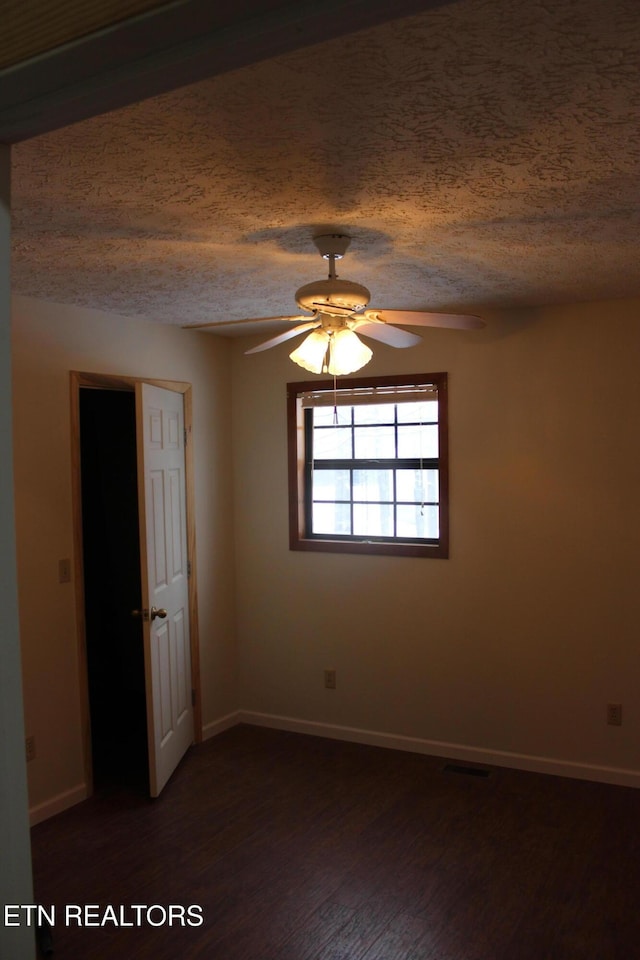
[2,0,640,957]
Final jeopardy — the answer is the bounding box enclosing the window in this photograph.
[287,372,448,558]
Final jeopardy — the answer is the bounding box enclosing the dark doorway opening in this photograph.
[79,388,148,793]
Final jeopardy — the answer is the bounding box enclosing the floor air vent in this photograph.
[443,763,491,778]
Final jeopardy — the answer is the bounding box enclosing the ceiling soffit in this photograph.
[0,0,169,70]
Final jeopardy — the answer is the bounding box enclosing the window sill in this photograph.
[290,535,449,559]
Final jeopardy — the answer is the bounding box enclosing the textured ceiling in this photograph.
[11,0,640,334]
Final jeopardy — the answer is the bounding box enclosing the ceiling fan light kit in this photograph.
[289,329,331,373]
[242,234,485,375]
[290,327,373,376]
[329,329,373,375]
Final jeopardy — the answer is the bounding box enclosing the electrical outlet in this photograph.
[25,736,36,762]
[607,703,622,726]
[58,558,71,583]
[324,669,336,690]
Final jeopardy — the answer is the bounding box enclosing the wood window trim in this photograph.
[287,372,449,559]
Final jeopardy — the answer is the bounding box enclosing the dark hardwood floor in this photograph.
[30,724,640,959]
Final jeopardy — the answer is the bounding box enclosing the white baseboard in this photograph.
[29,714,240,826]
[29,783,88,826]
[237,710,640,789]
[202,711,242,741]
[29,712,639,826]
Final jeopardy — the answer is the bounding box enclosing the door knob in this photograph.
[132,607,168,621]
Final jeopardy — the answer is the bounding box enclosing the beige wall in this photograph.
[232,297,640,779]
[12,295,237,815]
[13,292,640,819]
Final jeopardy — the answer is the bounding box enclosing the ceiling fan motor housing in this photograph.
[295,278,371,316]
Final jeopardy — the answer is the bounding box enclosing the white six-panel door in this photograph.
[136,383,193,797]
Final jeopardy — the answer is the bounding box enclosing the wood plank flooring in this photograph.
[30,725,640,959]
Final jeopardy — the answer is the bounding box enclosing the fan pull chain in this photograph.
[419,403,425,516]
[333,374,338,425]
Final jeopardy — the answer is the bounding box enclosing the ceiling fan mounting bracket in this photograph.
[313,234,351,260]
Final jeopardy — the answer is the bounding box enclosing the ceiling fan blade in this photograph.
[355,322,422,348]
[364,309,485,330]
[245,321,321,354]
[185,314,311,330]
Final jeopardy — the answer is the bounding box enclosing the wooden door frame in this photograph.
[70,370,202,795]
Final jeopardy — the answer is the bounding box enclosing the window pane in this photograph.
[289,374,448,557]
[354,425,395,458]
[397,399,438,423]
[313,502,351,535]
[353,503,394,537]
[396,469,438,503]
[397,423,438,458]
[353,403,394,425]
[313,470,350,501]
[313,406,351,427]
[396,504,439,538]
[353,470,394,502]
[313,426,352,459]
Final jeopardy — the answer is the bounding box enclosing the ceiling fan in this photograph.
[198,234,485,375]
